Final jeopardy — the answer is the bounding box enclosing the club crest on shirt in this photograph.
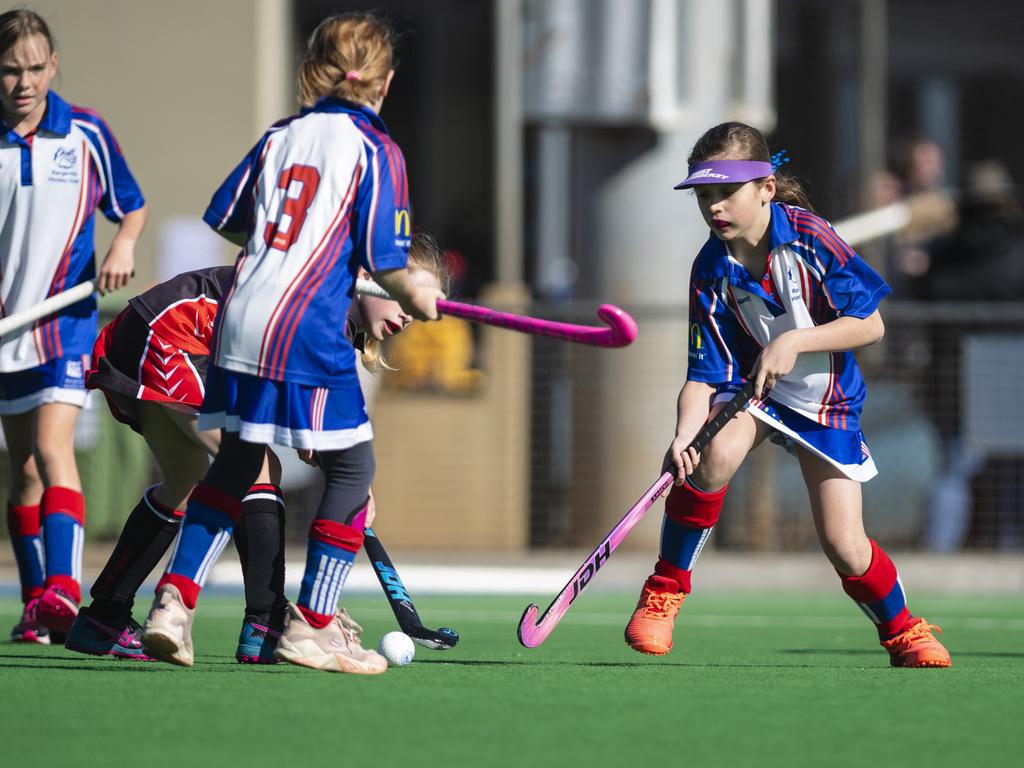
[49,146,80,184]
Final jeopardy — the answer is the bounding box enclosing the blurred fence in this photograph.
[1,300,1021,554]
[526,300,1024,553]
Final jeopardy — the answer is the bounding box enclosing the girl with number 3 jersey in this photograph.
[624,122,951,669]
[0,10,146,644]
[139,12,442,674]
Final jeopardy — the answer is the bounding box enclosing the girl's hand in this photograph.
[663,435,701,486]
[96,236,136,295]
[750,332,800,399]
[402,284,445,322]
[296,448,318,466]
[365,488,376,527]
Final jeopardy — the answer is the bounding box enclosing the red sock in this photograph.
[839,539,915,639]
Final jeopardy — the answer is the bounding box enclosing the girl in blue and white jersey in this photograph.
[140,12,441,674]
[624,122,951,669]
[0,10,146,644]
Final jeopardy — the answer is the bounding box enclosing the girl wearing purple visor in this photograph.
[624,121,952,669]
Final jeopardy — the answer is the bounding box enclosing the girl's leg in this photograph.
[295,442,375,628]
[86,402,210,627]
[275,441,386,674]
[627,406,773,655]
[34,403,86,632]
[142,431,266,667]
[156,431,265,609]
[797,447,952,667]
[233,450,289,664]
[2,413,45,605]
[3,412,48,642]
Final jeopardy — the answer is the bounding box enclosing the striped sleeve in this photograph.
[203,138,266,234]
[71,109,144,222]
[791,210,891,318]
[685,277,735,385]
[350,137,410,273]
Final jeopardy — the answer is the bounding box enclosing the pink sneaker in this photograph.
[10,597,51,644]
[36,586,80,637]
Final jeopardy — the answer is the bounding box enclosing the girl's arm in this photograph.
[96,205,147,295]
[751,310,885,398]
[664,380,716,484]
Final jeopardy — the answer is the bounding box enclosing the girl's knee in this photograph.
[691,437,742,489]
[821,534,872,576]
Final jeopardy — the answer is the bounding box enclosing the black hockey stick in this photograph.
[517,381,756,647]
[363,527,460,650]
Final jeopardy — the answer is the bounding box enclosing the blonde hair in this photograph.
[298,13,395,108]
[360,233,450,373]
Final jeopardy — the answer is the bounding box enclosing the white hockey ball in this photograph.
[377,631,416,666]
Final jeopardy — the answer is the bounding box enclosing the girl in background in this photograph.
[0,10,146,643]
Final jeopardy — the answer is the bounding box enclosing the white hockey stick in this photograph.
[0,280,97,339]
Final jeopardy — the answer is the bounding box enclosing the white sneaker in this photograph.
[274,604,387,675]
[141,584,195,667]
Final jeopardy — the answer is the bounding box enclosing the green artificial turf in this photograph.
[1,592,1021,768]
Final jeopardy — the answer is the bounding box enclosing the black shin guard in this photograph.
[234,485,287,627]
[90,488,182,623]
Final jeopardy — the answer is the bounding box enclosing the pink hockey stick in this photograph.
[517,382,756,648]
[354,279,638,348]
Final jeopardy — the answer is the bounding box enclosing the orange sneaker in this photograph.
[624,576,686,655]
[880,618,952,668]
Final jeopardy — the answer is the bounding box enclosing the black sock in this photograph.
[234,484,287,628]
[90,487,182,624]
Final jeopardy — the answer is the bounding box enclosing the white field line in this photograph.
[126,603,1024,631]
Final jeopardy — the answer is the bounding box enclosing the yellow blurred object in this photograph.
[385,316,484,394]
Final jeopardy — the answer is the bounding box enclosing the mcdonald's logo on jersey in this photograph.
[689,323,703,350]
[394,209,411,238]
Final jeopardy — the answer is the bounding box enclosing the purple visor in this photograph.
[674,160,774,189]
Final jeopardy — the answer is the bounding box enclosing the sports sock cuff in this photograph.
[7,503,41,536]
[308,518,364,553]
[144,487,183,522]
[243,484,284,504]
[190,483,244,523]
[654,559,692,593]
[298,604,333,629]
[665,480,727,528]
[158,573,201,609]
[42,486,85,525]
[839,539,896,602]
[44,574,81,604]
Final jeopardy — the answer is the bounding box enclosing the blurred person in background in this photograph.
[0,10,146,644]
[916,160,1024,550]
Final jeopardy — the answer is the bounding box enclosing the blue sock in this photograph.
[7,503,44,602]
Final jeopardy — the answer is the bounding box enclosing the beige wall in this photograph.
[31,0,294,282]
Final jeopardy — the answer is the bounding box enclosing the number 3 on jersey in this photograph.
[264,164,321,252]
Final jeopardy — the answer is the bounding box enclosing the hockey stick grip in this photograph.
[0,280,96,339]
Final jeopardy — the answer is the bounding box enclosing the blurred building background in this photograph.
[3,0,1023,554]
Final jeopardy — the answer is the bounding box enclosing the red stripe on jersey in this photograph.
[261,170,360,378]
[792,211,855,266]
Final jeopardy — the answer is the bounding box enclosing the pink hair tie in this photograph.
[345,70,361,81]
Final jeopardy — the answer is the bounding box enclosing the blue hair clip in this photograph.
[770,150,790,172]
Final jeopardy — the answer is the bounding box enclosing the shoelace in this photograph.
[335,609,364,646]
[642,591,684,619]
[888,621,943,652]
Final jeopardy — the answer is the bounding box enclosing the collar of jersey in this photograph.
[2,91,71,143]
[691,202,798,281]
[304,96,389,133]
